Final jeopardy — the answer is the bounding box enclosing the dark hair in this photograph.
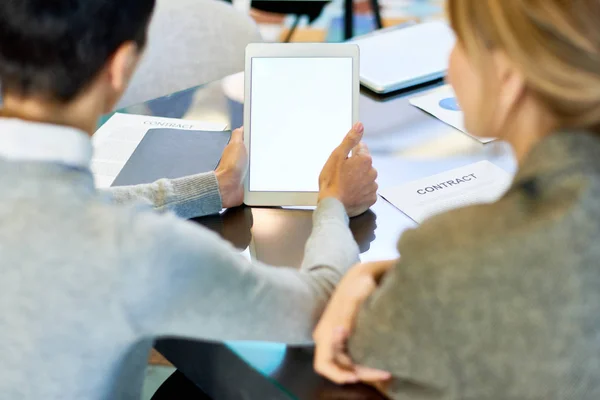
[0,0,156,102]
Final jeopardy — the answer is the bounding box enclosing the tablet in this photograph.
[243,43,360,207]
[351,21,455,94]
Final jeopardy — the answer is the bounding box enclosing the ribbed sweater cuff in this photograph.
[171,172,222,218]
[314,197,350,226]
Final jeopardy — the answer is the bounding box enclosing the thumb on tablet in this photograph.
[231,127,244,143]
[336,123,364,158]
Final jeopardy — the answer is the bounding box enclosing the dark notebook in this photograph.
[111,128,231,187]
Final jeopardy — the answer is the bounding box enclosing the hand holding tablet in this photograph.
[215,127,247,209]
[214,43,378,216]
[318,122,378,217]
[217,122,378,216]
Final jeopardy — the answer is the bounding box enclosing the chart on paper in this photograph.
[409,85,496,144]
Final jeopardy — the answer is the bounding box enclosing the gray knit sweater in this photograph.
[350,131,600,400]
[0,118,359,400]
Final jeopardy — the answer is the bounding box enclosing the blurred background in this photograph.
[238,0,445,42]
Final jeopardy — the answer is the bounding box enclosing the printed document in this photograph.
[92,113,226,188]
[380,161,512,223]
[409,85,495,144]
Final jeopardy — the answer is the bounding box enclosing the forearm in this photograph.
[356,259,398,284]
[134,248,357,345]
[104,172,222,219]
[302,198,360,271]
[127,205,359,345]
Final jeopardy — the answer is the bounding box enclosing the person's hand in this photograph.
[216,127,247,209]
[319,123,378,217]
[313,260,396,385]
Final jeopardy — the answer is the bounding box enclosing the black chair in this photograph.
[252,0,329,42]
[225,0,382,41]
[344,0,382,40]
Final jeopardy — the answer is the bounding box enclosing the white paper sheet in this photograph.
[380,161,512,223]
[92,113,226,188]
[409,85,495,144]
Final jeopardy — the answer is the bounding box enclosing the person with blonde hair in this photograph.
[313,1,600,399]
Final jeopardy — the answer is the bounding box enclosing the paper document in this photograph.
[92,113,226,188]
[380,161,512,223]
[409,85,495,144]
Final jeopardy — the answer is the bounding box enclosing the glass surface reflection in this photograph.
[192,206,253,251]
[349,210,377,253]
[225,341,288,377]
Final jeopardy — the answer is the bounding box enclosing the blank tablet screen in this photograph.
[249,57,353,192]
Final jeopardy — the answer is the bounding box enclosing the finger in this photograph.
[354,365,392,382]
[367,168,378,182]
[231,127,244,143]
[332,327,354,369]
[357,191,378,211]
[314,351,358,384]
[314,327,359,384]
[359,178,378,196]
[335,122,364,159]
[333,351,355,370]
[348,152,373,172]
[363,182,378,194]
[358,152,373,168]
[369,192,379,205]
[353,142,370,157]
[317,364,359,385]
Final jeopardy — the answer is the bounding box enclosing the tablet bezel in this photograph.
[243,43,360,207]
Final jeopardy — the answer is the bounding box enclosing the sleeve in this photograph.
[347,228,454,399]
[103,172,222,219]
[122,197,360,345]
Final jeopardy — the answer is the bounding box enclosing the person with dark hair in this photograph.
[0,0,378,399]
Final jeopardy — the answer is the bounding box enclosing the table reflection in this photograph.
[194,205,378,263]
[192,206,254,250]
[250,207,378,267]
[350,209,377,253]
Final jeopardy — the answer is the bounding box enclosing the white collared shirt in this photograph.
[0,116,225,220]
[0,118,92,169]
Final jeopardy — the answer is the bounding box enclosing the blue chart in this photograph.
[439,97,461,111]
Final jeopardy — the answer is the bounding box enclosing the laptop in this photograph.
[350,20,456,94]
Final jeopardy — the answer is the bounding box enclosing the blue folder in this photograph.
[111,128,231,187]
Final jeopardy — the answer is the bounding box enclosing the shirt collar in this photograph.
[0,117,92,169]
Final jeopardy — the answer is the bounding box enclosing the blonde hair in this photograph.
[448,0,600,133]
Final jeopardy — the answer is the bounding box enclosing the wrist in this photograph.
[216,169,240,209]
[359,260,396,281]
[318,189,341,204]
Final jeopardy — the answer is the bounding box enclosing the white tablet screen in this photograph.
[249,57,353,192]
